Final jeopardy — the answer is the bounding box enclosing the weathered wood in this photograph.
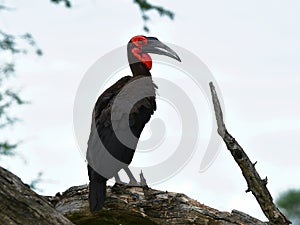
[209,82,291,225]
[48,184,268,225]
[0,165,269,225]
[0,166,73,225]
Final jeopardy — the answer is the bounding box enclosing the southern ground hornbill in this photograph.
[86,35,181,212]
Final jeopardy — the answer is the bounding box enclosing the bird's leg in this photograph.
[124,167,140,186]
[114,173,126,185]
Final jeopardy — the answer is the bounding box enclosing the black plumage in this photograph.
[87,36,180,212]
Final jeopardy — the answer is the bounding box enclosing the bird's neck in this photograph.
[130,62,152,77]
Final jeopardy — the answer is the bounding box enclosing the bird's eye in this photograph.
[131,36,148,47]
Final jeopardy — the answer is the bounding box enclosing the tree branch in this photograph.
[133,0,174,32]
[0,165,268,225]
[50,184,267,225]
[0,166,73,224]
[209,82,291,225]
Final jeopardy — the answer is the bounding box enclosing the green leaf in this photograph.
[143,26,149,33]
[29,172,44,192]
[0,141,17,156]
[5,90,28,105]
[50,0,72,8]
[276,189,300,224]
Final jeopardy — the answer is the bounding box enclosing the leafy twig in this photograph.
[0,142,17,156]
[50,0,71,8]
[133,0,174,32]
[48,0,174,32]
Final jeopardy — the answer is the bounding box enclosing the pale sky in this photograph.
[1,0,300,221]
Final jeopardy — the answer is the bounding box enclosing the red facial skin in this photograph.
[130,36,152,70]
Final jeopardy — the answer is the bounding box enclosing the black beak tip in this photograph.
[172,53,181,62]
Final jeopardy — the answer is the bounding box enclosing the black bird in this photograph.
[86,35,181,212]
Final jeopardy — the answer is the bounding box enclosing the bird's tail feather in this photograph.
[87,164,107,211]
[88,180,106,212]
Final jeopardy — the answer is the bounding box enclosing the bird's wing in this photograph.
[87,75,157,179]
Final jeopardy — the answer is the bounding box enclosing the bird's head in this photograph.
[127,35,181,74]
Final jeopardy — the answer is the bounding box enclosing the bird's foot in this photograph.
[114,169,148,187]
[126,170,148,187]
[114,174,127,185]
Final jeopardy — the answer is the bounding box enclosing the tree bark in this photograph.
[48,184,268,225]
[209,82,291,225]
[0,165,267,225]
[0,166,73,225]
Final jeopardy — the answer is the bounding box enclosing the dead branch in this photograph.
[209,82,291,225]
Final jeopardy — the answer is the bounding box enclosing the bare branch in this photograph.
[209,82,226,138]
[209,81,291,225]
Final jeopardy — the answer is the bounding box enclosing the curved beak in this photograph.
[142,37,181,62]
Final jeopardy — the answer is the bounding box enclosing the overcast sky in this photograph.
[1,0,300,221]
